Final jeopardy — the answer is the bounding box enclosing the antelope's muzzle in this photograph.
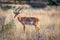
[14,14,17,18]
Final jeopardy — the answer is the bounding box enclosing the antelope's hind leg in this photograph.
[35,25,39,32]
[35,21,40,32]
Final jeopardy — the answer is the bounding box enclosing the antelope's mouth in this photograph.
[14,14,17,18]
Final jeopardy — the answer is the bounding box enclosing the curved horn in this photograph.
[14,6,24,18]
[14,6,23,14]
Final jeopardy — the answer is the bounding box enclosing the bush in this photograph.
[1,5,12,11]
[48,0,59,6]
[1,21,16,31]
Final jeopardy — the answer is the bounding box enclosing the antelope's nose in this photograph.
[14,15,17,18]
[14,16,16,18]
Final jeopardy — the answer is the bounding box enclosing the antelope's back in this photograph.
[18,17,39,25]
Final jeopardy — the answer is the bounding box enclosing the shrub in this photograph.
[1,5,12,11]
[48,0,59,6]
[1,20,16,31]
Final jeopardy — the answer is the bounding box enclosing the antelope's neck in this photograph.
[17,15,21,20]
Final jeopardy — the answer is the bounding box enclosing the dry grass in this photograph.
[0,4,60,40]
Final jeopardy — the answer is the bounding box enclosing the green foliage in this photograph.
[48,0,59,6]
[1,5,12,11]
[1,21,16,31]
[26,0,30,1]
[12,6,15,9]
[3,23,13,30]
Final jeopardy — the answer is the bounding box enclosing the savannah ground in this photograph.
[0,4,60,40]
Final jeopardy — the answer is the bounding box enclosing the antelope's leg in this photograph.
[35,21,40,32]
[23,25,25,32]
[35,25,39,32]
[21,22,26,32]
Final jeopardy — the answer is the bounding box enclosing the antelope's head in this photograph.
[14,7,23,18]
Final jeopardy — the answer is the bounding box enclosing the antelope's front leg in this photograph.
[21,22,26,32]
[23,25,26,32]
